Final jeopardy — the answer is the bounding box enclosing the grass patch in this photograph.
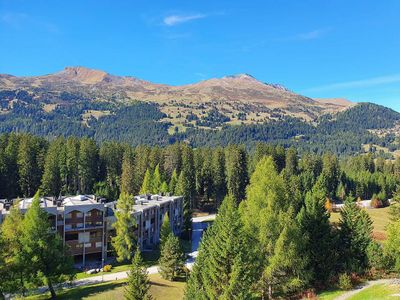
[348,283,400,300]
[25,274,185,300]
[330,206,390,240]
[317,289,345,300]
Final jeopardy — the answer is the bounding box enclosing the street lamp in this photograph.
[101,258,105,282]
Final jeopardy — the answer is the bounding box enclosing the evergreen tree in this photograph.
[78,138,98,194]
[168,169,178,194]
[262,212,309,299]
[0,200,28,295]
[225,145,248,203]
[389,186,400,222]
[160,213,172,248]
[125,248,152,300]
[152,164,163,194]
[339,200,373,273]
[185,195,255,300]
[160,181,169,194]
[20,192,74,299]
[176,170,193,237]
[121,148,136,196]
[140,169,153,194]
[158,233,185,281]
[112,192,136,262]
[211,147,226,208]
[285,147,298,176]
[17,135,42,197]
[65,137,80,194]
[298,186,335,285]
[385,219,400,273]
[41,140,62,197]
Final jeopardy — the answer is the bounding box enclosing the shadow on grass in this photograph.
[54,281,126,300]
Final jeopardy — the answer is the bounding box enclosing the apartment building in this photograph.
[0,194,184,266]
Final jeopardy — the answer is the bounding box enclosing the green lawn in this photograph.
[348,283,400,300]
[317,289,345,300]
[25,274,185,300]
[76,239,191,280]
[330,206,391,240]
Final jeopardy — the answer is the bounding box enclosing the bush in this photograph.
[103,264,112,272]
[338,273,353,290]
[370,198,383,208]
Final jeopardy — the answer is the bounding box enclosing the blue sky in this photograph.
[1,0,400,111]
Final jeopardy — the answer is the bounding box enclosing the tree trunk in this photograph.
[268,284,272,300]
[47,278,57,299]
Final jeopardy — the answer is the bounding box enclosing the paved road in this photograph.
[334,278,400,300]
[72,214,216,288]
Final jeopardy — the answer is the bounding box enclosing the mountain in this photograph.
[0,66,351,124]
[0,66,399,156]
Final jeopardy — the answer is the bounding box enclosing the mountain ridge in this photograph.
[0,66,353,125]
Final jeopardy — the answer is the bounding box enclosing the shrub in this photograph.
[103,264,112,272]
[338,273,353,290]
[370,197,383,208]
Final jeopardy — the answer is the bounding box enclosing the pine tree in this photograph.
[225,145,248,203]
[20,192,74,299]
[78,138,98,194]
[168,169,178,194]
[140,169,153,194]
[185,195,255,299]
[285,147,298,176]
[112,192,136,262]
[124,248,152,300]
[18,135,41,197]
[339,200,373,273]
[41,140,62,197]
[158,233,185,281]
[298,186,335,285]
[121,148,136,196]
[211,147,226,208]
[160,213,172,248]
[176,170,193,237]
[152,164,163,194]
[65,137,80,194]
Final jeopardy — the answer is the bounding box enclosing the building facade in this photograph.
[0,194,184,266]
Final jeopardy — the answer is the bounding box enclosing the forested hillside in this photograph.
[0,87,398,156]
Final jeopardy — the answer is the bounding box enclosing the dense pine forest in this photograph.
[1,132,399,206]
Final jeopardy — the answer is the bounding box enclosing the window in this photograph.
[84,243,91,248]
[76,212,83,218]
[95,242,102,248]
[76,223,83,228]
[65,224,72,230]
[65,213,72,219]
[86,211,92,217]
[95,221,103,226]
[65,233,78,241]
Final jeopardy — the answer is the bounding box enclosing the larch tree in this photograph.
[168,169,178,194]
[0,200,28,296]
[140,169,153,194]
[20,192,74,299]
[152,164,163,194]
[160,213,172,248]
[121,148,136,196]
[112,192,136,262]
[124,247,152,300]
